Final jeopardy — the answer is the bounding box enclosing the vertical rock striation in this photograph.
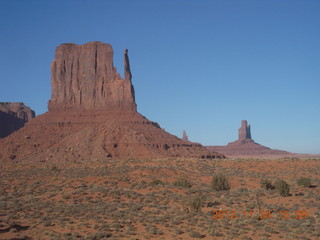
[48,42,136,111]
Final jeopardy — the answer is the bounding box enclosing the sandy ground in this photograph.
[0,156,319,239]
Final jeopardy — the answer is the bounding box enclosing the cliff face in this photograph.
[48,42,136,111]
[0,102,35,138]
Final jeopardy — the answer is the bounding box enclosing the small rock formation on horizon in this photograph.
[0,102,35,138]
[207,120,292,157]
[182,130,189,142]
[238,120,253,143]
[0,42,224,161]
[48,42,136,111]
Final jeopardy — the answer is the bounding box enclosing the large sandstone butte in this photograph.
[0,102,35,138]
[207,120,292,157]
[0,41,223,161]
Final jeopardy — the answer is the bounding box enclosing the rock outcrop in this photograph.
[0,42,224,161]
[0,102,35,138]
[182,130,189,142]
[207,120,292,157]
[238,120,252,141]
[48,42,136,111]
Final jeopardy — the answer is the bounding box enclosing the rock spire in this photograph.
[238,120,251,140]
[182,130,189,141]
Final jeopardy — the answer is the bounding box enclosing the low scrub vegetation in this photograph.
[211,175,230,191]
[275,180,290,197]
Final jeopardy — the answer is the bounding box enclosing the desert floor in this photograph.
[0,157,319,240]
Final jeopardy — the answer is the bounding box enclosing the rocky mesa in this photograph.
[0,102,35,138]
[0,41,223,161]
[207,120,292,157]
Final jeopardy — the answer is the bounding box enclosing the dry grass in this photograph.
[0,157,319,239]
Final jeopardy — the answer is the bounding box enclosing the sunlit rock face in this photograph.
[48,42,136,112]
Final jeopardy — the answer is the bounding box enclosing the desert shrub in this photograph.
[211,175,230,191]
[149,179,164,186]
[297,177,311,188]
[189,230,203,238]
[173,178,192,188]
[260,179,274,190]
[189,195,205,212]
[275,180,290,197]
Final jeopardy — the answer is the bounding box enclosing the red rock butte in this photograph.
[0,41,224,161]
[0,102,35,138]
[48,42,136,112]
[207,120,292,157]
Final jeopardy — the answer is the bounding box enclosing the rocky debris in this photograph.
[48,42,136,111]
[207,120,292,157]
[0,110,224,161]
[0,102,35,138]
[182,130,189,141]
[0,42,224,161]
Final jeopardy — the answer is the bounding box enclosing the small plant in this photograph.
[189,195,205,212]
[260,179,274,190]
[173,178,192,188]
[149,179,164,186]
[275,180,290,197]
[297,177,311,188]
[189,230,203,238]
[211,175,230,191]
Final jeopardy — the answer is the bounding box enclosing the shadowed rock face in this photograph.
[48,42,136,111]
[0,102,35,138]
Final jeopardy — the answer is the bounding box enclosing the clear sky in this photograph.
[0,0,319,154]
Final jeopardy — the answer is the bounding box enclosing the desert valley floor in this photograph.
[0,157,319,240]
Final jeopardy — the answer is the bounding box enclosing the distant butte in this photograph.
[0,41,224,161]
[0,102,35,138]
[182,130,189,142]
[206,120,292,157]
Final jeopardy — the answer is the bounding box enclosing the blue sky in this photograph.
[0,0,319,154]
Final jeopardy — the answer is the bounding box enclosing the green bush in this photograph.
[173,178,192,188]
[211,175,230,191]
[189,230,203,238]
[149,179,164,186]
[189,195,205,212]
[275,180,290,197]
[297,177,311,188]
[260,179,274,190]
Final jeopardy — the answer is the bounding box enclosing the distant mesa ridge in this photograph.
[0,41,224,161]
[207,120,292,156]
[0,102,35,138]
